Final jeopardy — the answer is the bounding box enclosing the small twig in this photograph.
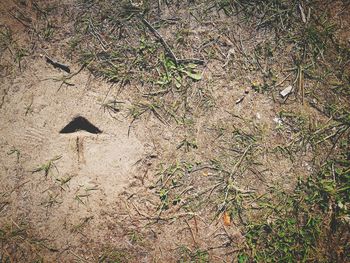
[322,126,349,163]
[185,219,198,247]
[298,65,304,104]
[88,18,108,51]
[44,55,70,73]
[140,16,204,66]
[157,0,162,16]
[128,118,137,137]
[229,184,255,194]
[231,144,253,176]
[177,58,205,65]
[275,73,292,87]
[143,89,169,97]
[132,202,196,221]
[69,251,90,263]
[9,12,31,28]
[140,16,178,64]
[205,182,223,202]
[188,165,219,174]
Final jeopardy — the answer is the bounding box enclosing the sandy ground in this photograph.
[1,0,348,262]
[0,1,304,261]
[0,53,149,257]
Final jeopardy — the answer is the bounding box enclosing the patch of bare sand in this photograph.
[0,57,146,260]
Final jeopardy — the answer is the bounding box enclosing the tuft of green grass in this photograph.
[14,47,28,70]
[128,100,167,126]
[32,155,62,177]
[74,185,99,205]
[55,175,73,190]
[156,56,202,89]
[177,138,198,152]
[242,147,350,262]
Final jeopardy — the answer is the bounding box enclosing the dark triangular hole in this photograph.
[59,116,102,134]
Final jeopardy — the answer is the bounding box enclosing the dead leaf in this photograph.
[223,211,231,226]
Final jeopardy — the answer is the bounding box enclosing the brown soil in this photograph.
[1,0,349,262]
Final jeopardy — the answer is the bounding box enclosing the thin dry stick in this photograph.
[69,251,90,263]
[193,214,199,233]
[231,144,253,176]
[140,17,204,65]
[133,200,196,221]
[322,126,349,164]
[300,66,304,104]
[131,202,154,220]
[88,18,108,51]
[9,12,31,28]
[184,219,198,247]
[275,73,292,87]
[140,17,177,63]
